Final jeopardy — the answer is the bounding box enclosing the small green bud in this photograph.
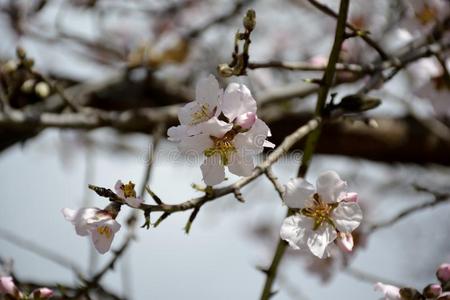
[243,9,256,32]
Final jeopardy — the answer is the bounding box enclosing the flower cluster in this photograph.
[62,180,142,254]
[0,276,53,299]
[280,171,362,259]
[375,263,450,300]
[167,75,274,186]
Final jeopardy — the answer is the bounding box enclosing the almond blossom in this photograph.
[167,74,222,142]
[62,207,121,254]
[280,171,362,258]
[167,75,274,185]
[114,180,143,208]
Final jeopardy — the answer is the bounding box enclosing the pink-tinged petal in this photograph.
[336,232,354,253]
[200,117,233,138]
[167,125,189,142]
[437,263,450,282]
[178,101,201,125]
[114,180,125,198]
[316,171,347,203]
[125,196,143,208]
[234,112,256,130]
[341,192,358,203]
[307,222,337,259]
[31,287,54,299]
[88,219,121,254]
[195,74,221,107]
[283,178,315,209]
[374,282,401,300]
[228,152,254,177]
[234,119,271,154]
[222,83,257,121]
[0,276,18,296]
[179,133,213,154]
[62,208,100,236]
[280,215,310,250]
[332,202,362,233]
[201,155,226,186]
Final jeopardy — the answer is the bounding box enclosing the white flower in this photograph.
[168,75,222,141]
[62,208,121,254]
[168,77,274,185]
[374,282,402,300]
[280,171,362,258]
[114,180,143,208]
[179,116,273,185]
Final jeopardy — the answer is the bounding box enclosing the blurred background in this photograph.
[0,0,449,299]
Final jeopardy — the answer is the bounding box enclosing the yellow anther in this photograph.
[416,4,437,25]
[301,193,338,231]
[191,104,211,125]
[96,226,112,239]
[204,132,237,165]
[121,181,136,198]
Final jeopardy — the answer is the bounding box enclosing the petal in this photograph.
[280,215,310,250]
[61,208,77,222]
[307,223,337,259]
[167,125,189,142]
[228,152,254,177]
[221,83,257,121]
[0,276,17,295]
[31,288,54,299]
[114,180,125,198]
[234,112,256,130]
[200,117,232,138]
[316,171,347,203]
[62,208,100,236]
[178,101,201,125]
[336,232,354,253]
[125,196,143,208]
[341,192,358,203]
[88,220,121,254]
[283,178,315,209]
[196,74,221,107]
[179,133,213,154]
[332,202,363,233]
[200,155,225,186]
[374,283,401,300]
[234,119,271,154]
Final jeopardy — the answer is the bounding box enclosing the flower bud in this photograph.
[217,64,234,77]
[35,82,50,98]
[423,284,442,298]
[400,287,424,300]
[21,79,36,93]
[235,112,256,130]
[0,276,21,298]
[31,287,54,299]
[336,232,354,253]
[243,9,256,32]
[342,192,358,203]
[437,264,450,283]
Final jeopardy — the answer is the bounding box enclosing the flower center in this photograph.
[121,181,136,198]
[416,4,437,25]
[191,104,211,125]
[301,193,338,230]
[204,131,237,165]
[96,225,112,239]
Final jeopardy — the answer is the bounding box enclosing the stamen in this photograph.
[96,226,112,239]
[204,132,237,165]
[121,181,136,198]
[300,194,338,231]
[191,104,211,125]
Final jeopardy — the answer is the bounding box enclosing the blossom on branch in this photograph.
[167,75,274,185]
[62,207,121,254]
[114,180,143,208]
[374,282,401,300]
[280,171,362,258]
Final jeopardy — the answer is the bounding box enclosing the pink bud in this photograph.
[342,192,358,203]
[0,276,20,297]
[31,287,54,299]
[336,232,354,253]
[423,284,442,298]
[235,112,256,130]
[437,263,450,283]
